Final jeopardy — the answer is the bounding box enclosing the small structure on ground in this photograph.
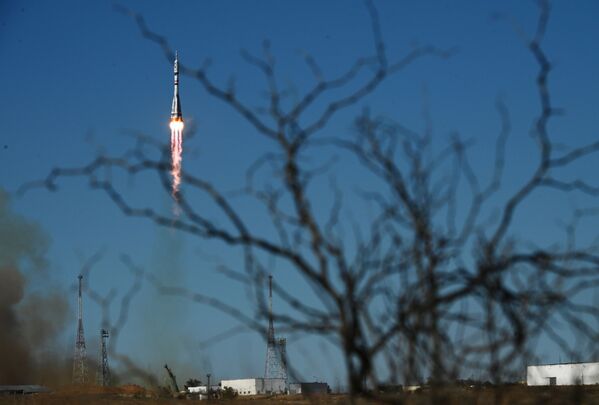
[527,362,599,386]
[186,385,219,394]
[0,385,50,395]
[289,382,328,395]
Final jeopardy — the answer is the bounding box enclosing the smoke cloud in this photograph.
[0,189,70,386]
[139,226,198,380]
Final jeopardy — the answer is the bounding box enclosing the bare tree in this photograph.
[21,0,599,401]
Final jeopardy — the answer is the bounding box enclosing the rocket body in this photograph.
[170,51,183,121]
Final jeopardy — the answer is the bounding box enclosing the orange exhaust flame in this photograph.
[169,118,184,201]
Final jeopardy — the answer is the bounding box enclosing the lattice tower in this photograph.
[97,329,110,386]
[72,275,87,384]
[264,275,288,379]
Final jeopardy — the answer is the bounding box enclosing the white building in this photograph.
[527,362,599,386]
[220,378,287,395]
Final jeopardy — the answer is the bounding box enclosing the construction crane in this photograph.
[164,364,180,394]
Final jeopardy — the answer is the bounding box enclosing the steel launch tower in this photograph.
[72,274,87,384]
[97,329,111,386]
[264,275,288,380]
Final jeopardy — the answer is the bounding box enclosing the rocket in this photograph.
[169,51,184,199]
[170,51,183,121]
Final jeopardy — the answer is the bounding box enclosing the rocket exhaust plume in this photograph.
[170,51,184,202]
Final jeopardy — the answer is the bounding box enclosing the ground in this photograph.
[3,385,599,404]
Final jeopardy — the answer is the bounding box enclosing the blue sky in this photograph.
[1,0,599,387]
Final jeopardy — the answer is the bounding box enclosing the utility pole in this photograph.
[206,373,211,399]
